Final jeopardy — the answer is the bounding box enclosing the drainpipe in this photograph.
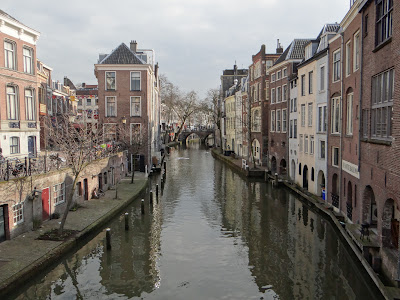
[339,30,344,214]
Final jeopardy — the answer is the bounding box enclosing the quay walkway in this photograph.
[0,173,148,298]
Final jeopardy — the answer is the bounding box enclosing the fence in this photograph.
[0,145,123,182]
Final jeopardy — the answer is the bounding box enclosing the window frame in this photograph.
[320,65,325,91]
[376,0,393,46]
[54,182,66,205]
[130,71,141,91]
[345,40,351,77]
[105,71,116,91]
[353,31,360,71]
[308,103,313,127]
[25,88,36,121]
[308,71,313,94]
[276,109,281,132]
[346,93,354,135]
[13,202,24,225]
[271,110,276,132]
[333,49,341,82]
[332,147,339,167]
[23,46,34,74]
[331,97,341,134]
[130,96,141,117]
[105,96,117,117]
[301,104,306,127]
[4,40,16,70]
[7,85,18,120]
[282,109,287,133]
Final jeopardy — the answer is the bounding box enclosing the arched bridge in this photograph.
[178,129,214,144]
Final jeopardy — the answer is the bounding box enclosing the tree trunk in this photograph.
[131,155,135,184]
[58,175,79,235]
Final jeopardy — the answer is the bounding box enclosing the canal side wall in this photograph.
[0,174,148,299]
[212,148,397,300]
[0,152,127,240]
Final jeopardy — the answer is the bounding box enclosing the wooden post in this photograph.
[106,228,111,250]
[156,184,159,198]
[150,190,153,206]
[124,213,129,230]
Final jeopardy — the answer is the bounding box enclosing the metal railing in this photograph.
[0,145,122,182]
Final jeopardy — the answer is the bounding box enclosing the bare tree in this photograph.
[45,115,104,234]
[116,122,147,184]
[172,90,199,141]
[204,88,221,148]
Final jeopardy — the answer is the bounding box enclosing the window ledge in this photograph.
[361,137,391,146]
[373,37,392,53]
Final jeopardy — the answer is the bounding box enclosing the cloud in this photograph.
[3,0,351,97]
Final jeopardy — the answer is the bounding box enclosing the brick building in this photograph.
[327,3,362,225]
[95,41,161,172]
[0,10,40,158]
[248,45,281,166]
[268,39,310,175]
[358,0,399,280]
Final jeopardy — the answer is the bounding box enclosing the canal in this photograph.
[11,144,382,299]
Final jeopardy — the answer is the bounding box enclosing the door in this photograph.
[83,178,88,200]
[0,206,6,242]
[42,187,50,221]
[28,136,36,157]
[98,174,103,191]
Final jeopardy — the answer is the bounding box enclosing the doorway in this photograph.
[83,178,88,200]
[42,187,50,221]
[0,205,6,242]
[28,136,36,157]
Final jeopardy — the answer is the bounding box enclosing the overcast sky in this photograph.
[4,0,352,98]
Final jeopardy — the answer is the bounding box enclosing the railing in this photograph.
[331,193,340,208]
[0,145,122,182]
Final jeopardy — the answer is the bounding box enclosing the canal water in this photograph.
[11,144,382,299]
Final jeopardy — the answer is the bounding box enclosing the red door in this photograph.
[42,188,50,221]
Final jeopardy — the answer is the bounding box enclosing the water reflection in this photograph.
[12,144,382,299]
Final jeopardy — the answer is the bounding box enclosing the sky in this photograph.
[3,0,353,98]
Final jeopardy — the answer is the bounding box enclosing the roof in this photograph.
[0,9,37,33]
[274,39,311,65]
[99,43,145,65]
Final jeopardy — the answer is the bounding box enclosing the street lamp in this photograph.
[121,116,127,125]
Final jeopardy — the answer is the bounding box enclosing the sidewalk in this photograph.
[0,173,148,298]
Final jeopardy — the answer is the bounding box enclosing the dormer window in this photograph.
[305,44,312,60]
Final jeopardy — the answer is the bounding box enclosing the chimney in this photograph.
[82,83,86,88]
[276,39,283,54]
[130,40,137,53]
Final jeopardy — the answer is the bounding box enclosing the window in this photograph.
[277,86,282,102]
[320,140,326,159]
[371,68,394,139]
[25,89,35,120]
[10,136,19,154]
[78,98,82,106]
[130,123,141,144]
[13,203,23,225]
[131,72,141,91]
[376,0,393,45]
[23,47,33,74]
[266,60,273,69]
[106,96,116,117]
[282,109,287,132]
[309,71,313,94]
[304,135,309,153]
[277,70,282,80]
[283,85,288,101]
[318,105,327,132]
[301,75,306,96]
[347,93,354,135]
[271,111,276,131]
[7,86,18,120]
[86,98,92,106]
[271,88,275,103]
[130,96,141,117]
[310,136,314,155]
[290,120,293,138]
[364,14,369,36]
[308,103,313,126]
[333,147,339,167]
[320,66,325,91]
[4,40,16,69]
[354,32,360,71]
[333,50,341,82]
[54,183,65,205]
[346,41,351,77]
[293,98,297,112]
[271,73,276,82]
[331,97,340,133]
[104,123,117,141]
[283,68,287,77]
[301,104,306,127]
[299,134,303,152]
[276,109,281,132]
[294,119,297,138]
[105,72,116,90]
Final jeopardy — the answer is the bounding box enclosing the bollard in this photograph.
[141,199,145,214]
[124,213,129,230]
[164,161,167,172]
[150,190,153,206]
[161,178,164,189]
[156,184,159,198]
[106,228,112,250]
